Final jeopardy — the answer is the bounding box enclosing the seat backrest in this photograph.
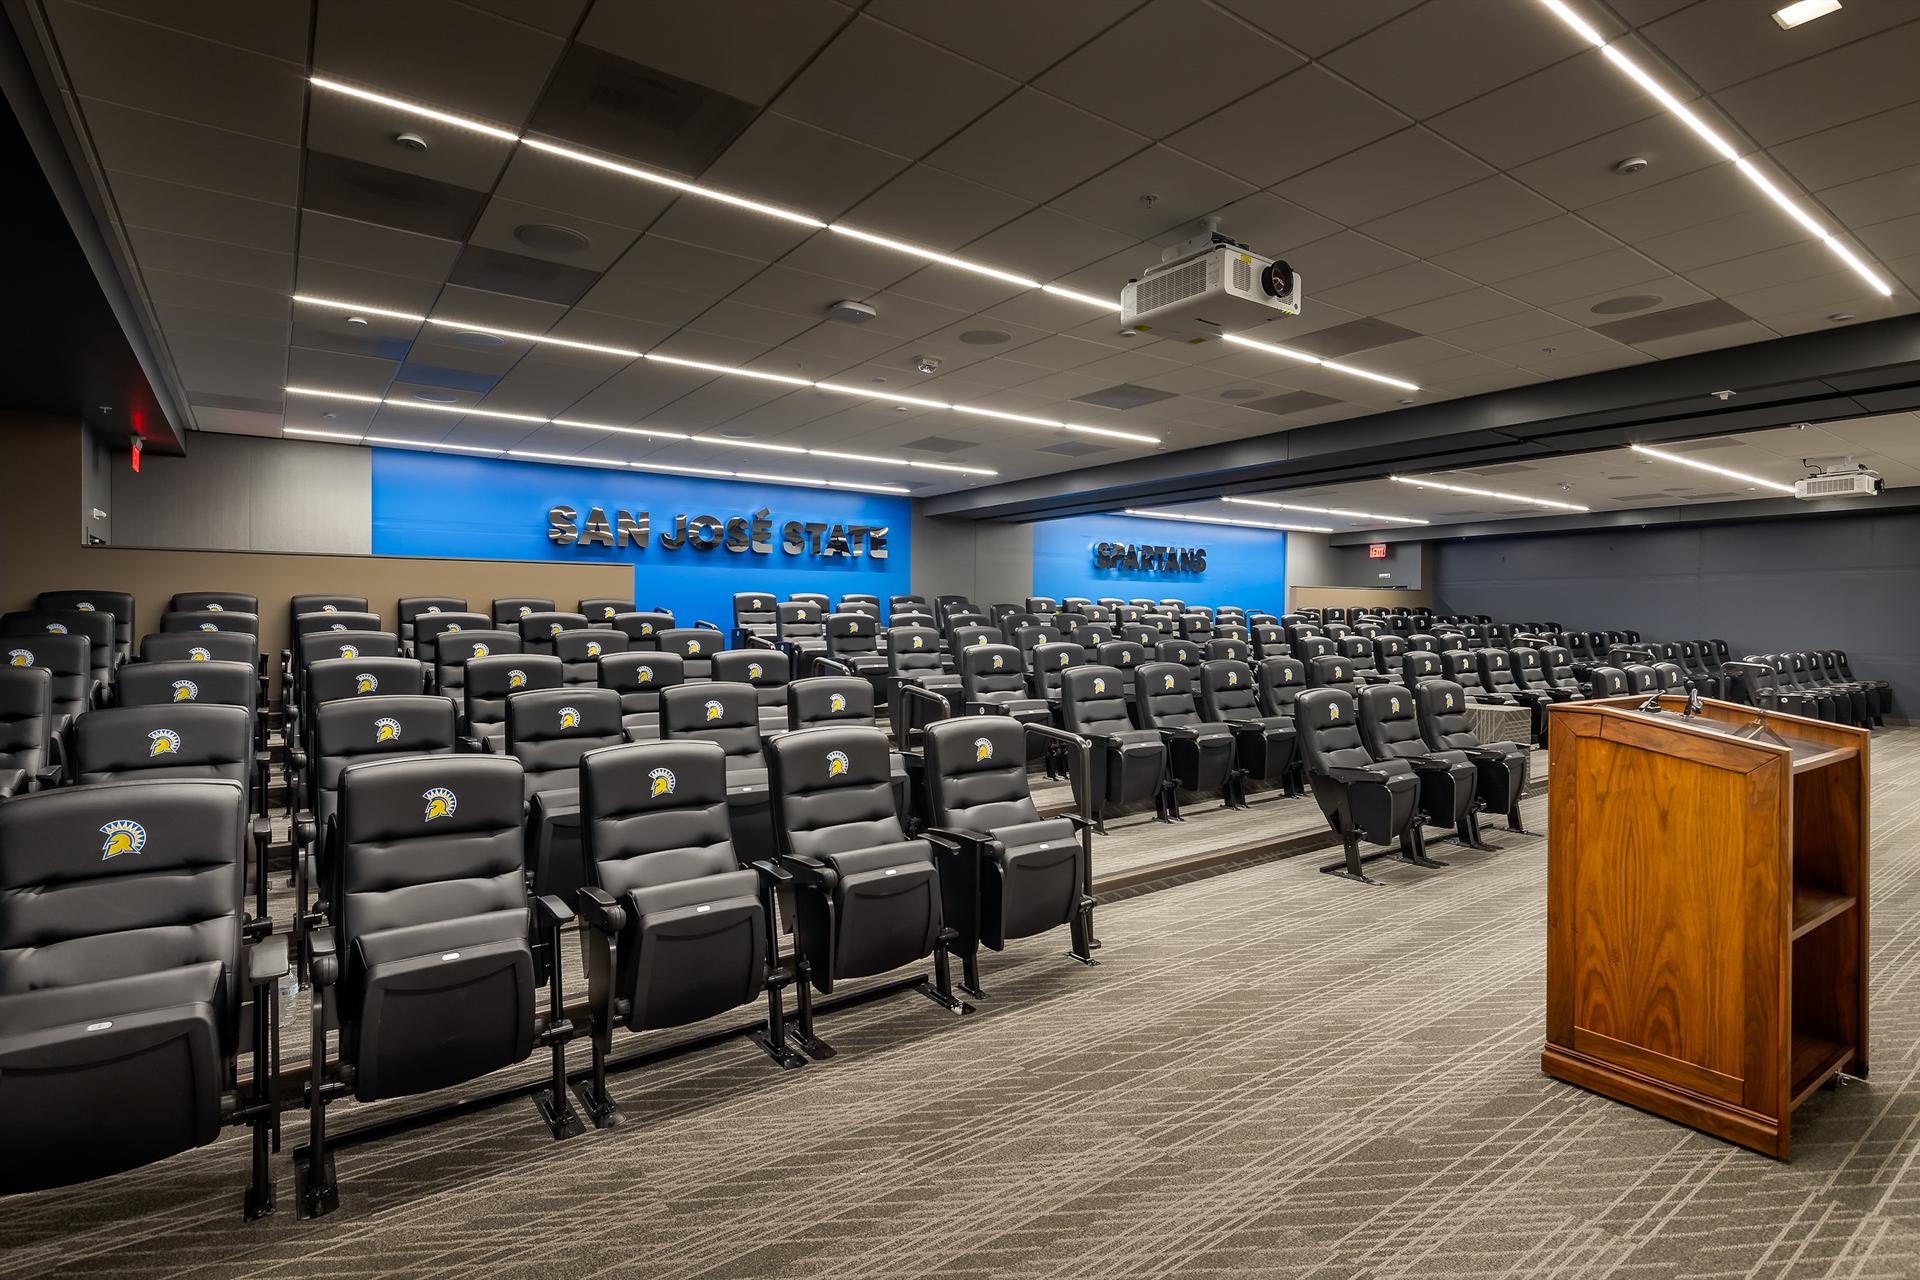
[825,612,880,657]
[661,682,765,768]
[464,654,564,736]
[598,651,684,737]
[1400,649,1443,685]
[331,754,525,964]
[1477,647,1521,690]
[519,612,589,652]
[924,715,1041,835]
[139,630,255,665]
[1412,679,1480,751]
[1540,645,1581,689]
[581,739,737,898]
[35,590,134,664]
[1059,666,1130,737]
[1308,654,1361,697]
[507,687,628,792]
[1357,684,1426,761]
[412,612,493,664]
[1024,596,1058,614]
[1620,664,1656,693]
[657,627,724,678]
[1013,623,1063,656]
[290,596,368,638]
[611,611,675,649]
[298,630,399,669]
[116,658,255,714]
[313,695,459,829]
[1651,661,1687,691]
[0,777,243,1006]
[579,597,634,624]
[1337,635,1374,670]
[960,644,1029,701]
[1134,660,1202,728]
[4,610,113,693]
[1372,635,1408,670]
[1206,637,1251,664]
[1294,688,1372,774]
[1029,641,1086,697]
[788,675,877,730]
[792,593,831,613]
[1294,635,1335,663]
[4,633,93,723]
[492,597,554,626]
[0,666,51,777]
[433,629,521,702]
[73,703,252,791]
[397,597,467,646]
[1507,646,1547,687]
[712,649,790,714]
[1440,649,1484,689]
[161,609,261,637]
[1177,613,1214,639]
[1255,656,1307,717]
[1197,659,1261,722]
[294,610,382,639]
[1154,638,1201,669]
[555,629,629,684]
[887,626,944,675]
[308,656,425,707]
[776,601,826,641]
[766,725,903,857]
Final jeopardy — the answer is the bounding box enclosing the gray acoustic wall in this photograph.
[1431,510,1920,713]
[107,430,371,553]
[909,508,1032,606]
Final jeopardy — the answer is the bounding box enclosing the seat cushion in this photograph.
[988,817,1078,863]
[0,961,223,1037]
[820,839,931,879]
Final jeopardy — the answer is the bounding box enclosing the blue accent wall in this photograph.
[370,450,911,627]
[1030,512,1286,610]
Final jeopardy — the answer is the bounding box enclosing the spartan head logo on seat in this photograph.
[635,665,653,684]
[171,680,198,702]
[517,606,532,618]
[446,623,462,633]
[974,737,993,763]
[75,602,94,611]
[703,699,723,722]
[586,641,602,657]
[991,653,1005,670]
[826,749,849,778]
[99,818,147,861]
[559,706,581,730]
[8,649,32,667]
[648,767,675,798]
[199,623,218,632]
[1093,676,1106,694]
[375,717,401,742]
[355,672,379,694]
[828,692,846,713]
[321,604,339,613]
[1162,673,1175,690]
[549,622,563,636]
[471,642,489,658]
[686,637,702,653]
[748,662,762,680]
[339,645,359,659]
[426,605,441,614]
[188,646,210,661]
[422,787,457,821]
[508,669,527,689]
[148,729,181,757]
[206,603,223,612]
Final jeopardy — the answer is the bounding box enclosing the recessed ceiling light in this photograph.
[412,391,460,404]
[1218,388,1263,401]
[451,330,510,348]
[513,223,591,254]
[1537,0,1892,297]
[1772,0,1841,29]
[1590,294,1662,315]
[1613,156,1649,176]
[393,132,428,153]
[1391,474,1590,512]
[1628,442,1796,493]
[958,329,1011,345]
[345,315,369,326]
[1829,313,1855,322]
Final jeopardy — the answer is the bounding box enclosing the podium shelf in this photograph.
[1791,885,1855,939]
[1790,1034,1854,1109]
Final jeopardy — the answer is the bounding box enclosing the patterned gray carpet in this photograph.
[1,735,1914,1279]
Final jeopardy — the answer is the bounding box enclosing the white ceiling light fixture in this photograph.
[282,426,364,442]
[1628,442,1797,493]
[1123,507,1334,534]
[301,76,1425,396]
[1772,0,1842,29]
[1220,333,1419,393]
[1535,0,1893,297]
[1221,495,1429,525]
[1390,474,1591,512]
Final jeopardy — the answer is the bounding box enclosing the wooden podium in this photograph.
[1543,694,1870,1158]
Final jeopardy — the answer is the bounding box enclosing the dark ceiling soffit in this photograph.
[0,3,186,453]
[922,316,1920,522]
[1331,484,1920,547]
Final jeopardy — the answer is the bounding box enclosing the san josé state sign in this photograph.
[547,504,888,559]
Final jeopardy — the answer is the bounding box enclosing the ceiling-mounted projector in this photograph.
[1120,220,1302,344]
[1794,463,1883,500]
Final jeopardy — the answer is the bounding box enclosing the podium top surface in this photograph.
[1549,694,1868,772]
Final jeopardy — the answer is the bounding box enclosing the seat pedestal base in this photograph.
[533,1085,585,1141]
[293,1147,339,1220]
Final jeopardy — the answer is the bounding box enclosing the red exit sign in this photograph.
[1368,543,1387,559]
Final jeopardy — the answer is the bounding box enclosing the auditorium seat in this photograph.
[776,602,829,668]
[412,612,492,670]
[1828,650,1890,720]
[507,686,627,908]
[1255,655,1309,721]
[0,778,282,1215]
[611,611,674,651]
[579,597,633,624]
[657,627,723,680]
[519,611,588,656]
[1133,661,1236,813]
[465,654,563,752]
[1412,680,1529,834]
[922,715,1095,995]
[3,632,94,740]
[140,629,255,666]
[661,682,775,864]
[767,724,970,1057]
[713,649,792,735]
[1294,688,1428,886]
[886,625,962,743]
[1357,684,1485,851]
[555,629,628,686]
[34,590,134,667]
[396,597,466,655]
[297,754,576,1217]
[824,612,888,691]
[432,629,518,705]
[1197,659,1299,797]
[491,597,553,626]
[161,608,260,638]
[600,651,683,739]
[4,609,113,704]
[960,643,1050,726]
[0,666,53,796]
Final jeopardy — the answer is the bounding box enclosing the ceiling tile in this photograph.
[1379,286,1532,335]
[927,88,1147,203]
[575,0,847,105]
[1164,65,1410,186]
[1315,261,1478,316]
[1432,215,1622,285]
[726,264,881,321]
[1322,1,1594,120]
[1428,49,1658,170]
[530,42,758,179]
[1774,103,1920,196]
[867,0,1146,81]
[1049,146,1256,241]
[467,197,640,274]
[1496,246,1670,307]
[697,112,910,224]
[960,207,1137,280]
[303,91,515,196]
[292,260,443,314]
[1283,230,1415,291]
[1712,19,1920,147]
[1683,240,1848,299]
[1360,176,1560,258]
[774,16,1016,157]
[1643,0,1917,94]
[301,151,488,242]
[1815,161,1920,233]
[109,170,296,254]
[840,166,1034,253]
[1634,207,1809,274]
[592,233,766,306]
[124,226,292,292]
[1037,0,1299,138]
[1285,128,1493,226]
[1214,0,1420,57]
[314,0,565,124]
[77,97,298,206]
[1508,111,1728,210]
[1577,163,1755,242]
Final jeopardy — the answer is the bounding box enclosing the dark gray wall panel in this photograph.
[110,430,370,553]
[1432,510,1920,713]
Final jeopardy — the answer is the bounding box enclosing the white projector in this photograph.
[1794,465,1883,500]
[1120,244,1302,345]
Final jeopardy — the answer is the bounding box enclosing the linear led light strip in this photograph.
[289,296,1155,446]
[1221,495,1429,525]
[1390,475,1590,512]
[1218,334,1420,393]
[283,386,996,474]
[1123,507,1334,534]
[282,426,911,493]
[305,76,1417,392]
[1536,0,1893,297]
[1629,442,1797,493]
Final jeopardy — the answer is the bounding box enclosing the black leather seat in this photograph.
[298,754,577,1217]
[431,629,520,705]
[657,627,724,680]
[6,609,116,700]
[35,589,134,667]
[600,651,683,739]
[1197,659,1299,797]
[571,738,803,1128]
[555,629,628,686]
[507,686,628,907]
[661,682,775,865]
[775,602,829,668]
[0,666,53,797]
[6,633,100,741]
[886,625,962,743]
[824,612,888,691]
[412,612,492,670]
[397,597,467,656]
[491,597,554,626]
[140,629,256,666]
[610,611,675,651]
[1412,679,1529,833]
[767,725,970,1056]
[161,608,260,638]
[1473,648,1552,744]
[1294,688,1427,885]
[464,654,563,752]
[1133,661,1236,814]
[922,715,1095,996]
[0,778,283,1215]
[1255,655,1308,720]
[519,611,589,656]
[1829,650,1889,719]
[578,597,634,625]
[1357,684,1486,851]
[713,648,791,735]
[960,643,1051,726]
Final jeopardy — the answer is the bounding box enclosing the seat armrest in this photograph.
[964,699,1006,716]
[32,764,62,791]
[246,933,290,986]
[295,809,316,850]
[1465,746,1511,761]
[811,656,852,677]
[575,885,624,934]
[534,893,574,928]
[921,826,994,856]
[1327,764,1389,785]
[750,858,793,887]
[694,618,721,632]
[250,814,273,847]
[459,735,488,753]
[777,852,835,888]
[308,925,339,988]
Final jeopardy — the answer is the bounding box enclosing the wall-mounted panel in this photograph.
[1030,512,1286,610]
[371,449,911,625]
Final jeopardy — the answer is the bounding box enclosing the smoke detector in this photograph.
[827,300,877,324]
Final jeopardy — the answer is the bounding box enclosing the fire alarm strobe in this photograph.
[1120,219,1303,345]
